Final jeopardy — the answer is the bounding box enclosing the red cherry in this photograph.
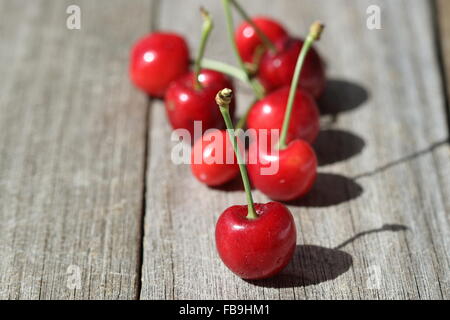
[246,86,320,145]
[248,139,317,201]
[191,130,240,187]
[165,70,236,137]
[235,16,288,64]
[258,37,326,98]
[215,202,297,279]
[130,32,189,98]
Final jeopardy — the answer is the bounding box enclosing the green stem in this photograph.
[229,0,276,52]
[194,7,214,90]
[201,59,265,98]
[201,58,248,83]
[216,89,257,220]
[277,22,324,149]
[221,0,264,99]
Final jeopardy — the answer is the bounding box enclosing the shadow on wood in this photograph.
[334,224,409,250]
[248,224,407,288]
[209,175,253,192]
[287,173,363,207]
[247,245,352,288]
[318,79,369,116]
[353,140,448,180]
[313,129,366,166]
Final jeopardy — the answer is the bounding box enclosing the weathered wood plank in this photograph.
[141,0,449,299]
[437,0,450,125]
[0,0,152,299]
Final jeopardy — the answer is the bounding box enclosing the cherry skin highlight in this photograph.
[246,86,320,145]
[258,37,326,98]
[130,32,189,98]
[215,202,297,279]
[165,70,235,137]
[248,139,317,201]
[191,130,240,187]
[235,16,288,64]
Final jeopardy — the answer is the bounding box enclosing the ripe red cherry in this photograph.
[246,86,320,145]
[191,130,239,187]
[130,32,189,98]
[258,37,326,98]
[215,202,297,279]
[235,16,288,64]
[165,70,236,136]
[248,139,317,201]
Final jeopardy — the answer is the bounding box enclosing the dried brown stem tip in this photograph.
[310,21,325,41]
[200,6,209,19]
[216,88,233,107]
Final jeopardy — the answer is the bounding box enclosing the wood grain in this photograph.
[437,0,450,123]
[0,0,448,300]
[0,0,152,299]
[140,0,450,299]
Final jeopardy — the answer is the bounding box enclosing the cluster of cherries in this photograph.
[130,0,326,280]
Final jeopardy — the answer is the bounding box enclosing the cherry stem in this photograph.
[201,58,248,83]
[277,21,324,150]
[216,89,258,220]
[201,58,265,99]
[221,0,265,99]
[194,7,214,91]
[229,0,276,53]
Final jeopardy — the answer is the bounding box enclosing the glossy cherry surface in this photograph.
[235,16,288,64]
[258,37,326,98]
[248,139,317,201]
[130,32,189,98]
[246,86,320,145]
[165,70,235,136]
[215,202,297,279]
[191,130,239,187]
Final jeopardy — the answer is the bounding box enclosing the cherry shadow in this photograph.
[288,173,363,207]
[318,79,369,116]
[313,129,366,166]
[209,176,253,192]
[246,245,352,288]
[248,224,407,288]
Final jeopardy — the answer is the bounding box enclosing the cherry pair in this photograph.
[235,13,325,98]
[130,9,236,137]
[233,1,323,146]
[246,22,324,201]
[190,87,319,193]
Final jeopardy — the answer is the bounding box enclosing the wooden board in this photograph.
[437,0,450,126]
[140,0,450,299]
[0,0,153,299]
[0,0,448,300]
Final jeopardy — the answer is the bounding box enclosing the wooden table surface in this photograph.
[0,0,449,300]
